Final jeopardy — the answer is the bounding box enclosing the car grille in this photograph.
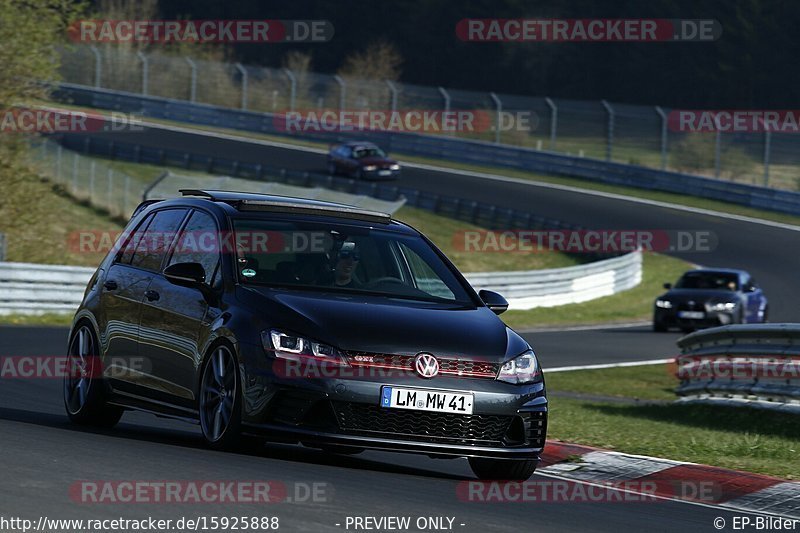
[344,351,499,379]
[332,402,514,445]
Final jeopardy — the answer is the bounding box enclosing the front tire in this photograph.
[199,345,242,450]
[63,324,123,427]
[653,320,667,332]
[468,457,537,481]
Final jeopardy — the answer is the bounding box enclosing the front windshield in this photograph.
[353,146,386,158]
[675,272,739,291]
[232,219,472,304]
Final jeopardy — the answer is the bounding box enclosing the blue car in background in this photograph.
[653,268,768,332]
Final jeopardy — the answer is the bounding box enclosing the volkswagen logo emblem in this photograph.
[414,353,439,378]
[688,300,696,308]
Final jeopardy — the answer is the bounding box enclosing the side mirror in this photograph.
[479,289,509,315]
[744,284,756,293]
[663,282,672,290]
[164,262,206,287]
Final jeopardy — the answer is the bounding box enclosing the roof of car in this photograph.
[341,141,379,148]
[684,268,748,276]
[176,189,392,225]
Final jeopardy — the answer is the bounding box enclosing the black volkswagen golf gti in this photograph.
[64,190,547,480]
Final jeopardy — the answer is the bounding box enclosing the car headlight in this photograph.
[363,165,378,171]
[389,164,400,170]
[262,330,348,366]
[497,350,541,384]
[708,301,737,312]
[655,299,673,309]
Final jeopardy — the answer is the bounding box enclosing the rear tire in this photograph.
[653,321,667,332]
[63,324,123,428]
[468,457,537,481]
[762,306,769,323]
[327,161,337,175]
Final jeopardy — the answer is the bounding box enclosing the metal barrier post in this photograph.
[601,100,614,162]
[655,106,668,170]
[235,63,248,109]
[386,80,398,113]
[714,129,721,178]
[89,45,102,88]
[89,161,96,205]
[334,75,346,114]
[185,57,197,102]
[763,130,772,187]
[490,92,502,144]
[136,51,149,95]
[545,97,557,150]
[283,68,297,112]
[438,87,451,136]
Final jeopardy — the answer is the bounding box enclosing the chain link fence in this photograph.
[28,137,144,219]
[56,45,800,192]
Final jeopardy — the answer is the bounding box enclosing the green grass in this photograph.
[45,102,800,227]
[547,363,799,479]
[0,313,73,326]
[546,364,678,401]
[549,397,799,479]
[502,252,691,330]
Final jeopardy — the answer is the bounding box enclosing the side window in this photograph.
[130,209,188,272]
[166,210,221,285]
[398,243,455,300]
[117,213,154,265]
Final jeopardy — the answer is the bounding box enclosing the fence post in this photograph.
[654,106,668,170]
[386,80,398,113]
[124,176,130,217]
[0,233,5,262]
[438,87,451,136]
[334,75,346,113]
[56,144,62,181]
[89,161,96,205]
[763,130,772,187]
[136,51,149,95]
[489,92,502,144]
[107,168,113,214]
[72,152,79,195]
[283,68,297,112]
[714,129,722,178]
[89,45,102,88]
[545,97,557,150]
[235,63,248,109]
[601,100,614,162]
[185,57,197,102]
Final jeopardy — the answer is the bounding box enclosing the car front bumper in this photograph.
[239,344,547,459]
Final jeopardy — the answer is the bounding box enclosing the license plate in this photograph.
[678,311,705,319]
[380,386,473,415]
[378,170,392,176]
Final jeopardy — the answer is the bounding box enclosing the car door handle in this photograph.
[103,280,118,291]
[145,290,160,302]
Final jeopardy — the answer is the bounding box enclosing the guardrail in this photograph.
[53,83,800,216]
[0,251,641,315]
[466,250,641,309]
[675,324,800,414]
[0,262,94,315]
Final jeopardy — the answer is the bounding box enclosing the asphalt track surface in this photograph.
[78,124,800,323]
[0,326,763,532]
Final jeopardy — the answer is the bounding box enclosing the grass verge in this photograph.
[546,364,799,479]
[502,252,691,330]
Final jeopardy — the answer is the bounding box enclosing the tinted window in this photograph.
[117,213,154,265]
[130,209,188,272]
[166,210,220,285]
[232,219,472,304]
[676,272,739,291]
